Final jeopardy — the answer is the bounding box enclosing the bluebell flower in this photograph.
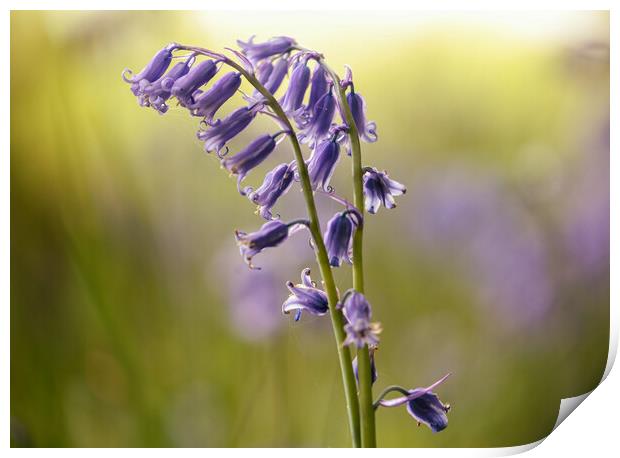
[122,43,176,86]
[171,59,219,105]
[235,220,295,269]
[255,60,274,83]
[307,65,329,118]
[338,290,380,348]
[352,346,378,385]
[189,72,242,121]
[307,137,340,191]
[324,209,361,267]
[222,133,281,194]
[247,162,295,219]
[282,268,329,321]
[263,57,289,94]
[197,105,260,155]
[339,66,377,143]
[237,36,296,63]
[363,167,406,214]
[346,91,377,143]
[299,87,336,147]
[281,61,311,114]
[377,374,451,433]
[128,55,194,113]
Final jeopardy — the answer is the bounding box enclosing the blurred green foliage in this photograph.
[11,11,609,447]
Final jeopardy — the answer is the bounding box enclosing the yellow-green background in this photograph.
[11,11,609,447]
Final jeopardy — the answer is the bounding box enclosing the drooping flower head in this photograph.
[189,72,242,121]
[363,167,407,214]
[171,59,219,105]
[377,374,451,433]
[339,290,381,348]
[237,36,296,63]
[324,209,362,267]
[122,43,177,85]
[222,133,284,194]
[128,54,195,113]
[307,136,341,192]
[197,105,260,156]
[247,162,295,219]
[282,268,329,321]
[235,220,303,269]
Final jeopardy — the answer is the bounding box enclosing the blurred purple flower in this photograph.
[407,167,553,329]
[214,247,285,341]
[560,120,609,279]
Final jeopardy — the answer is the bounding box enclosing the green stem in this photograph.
[181,46,362,447]
[321,62,377,448]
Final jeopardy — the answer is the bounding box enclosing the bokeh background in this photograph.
[10,11,609,447]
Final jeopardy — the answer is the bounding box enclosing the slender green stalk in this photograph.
[181,46,362,447]
[322,62,377,448]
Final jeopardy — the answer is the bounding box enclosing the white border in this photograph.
[4,1,617,455]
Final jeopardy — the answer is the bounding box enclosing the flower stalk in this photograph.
[178,46,362,447]
[124,37,448,448]
[313,57,376,448]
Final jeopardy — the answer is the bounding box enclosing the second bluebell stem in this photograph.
[324,63,377,448]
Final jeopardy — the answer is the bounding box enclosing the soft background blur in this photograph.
[10,11,609,447]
